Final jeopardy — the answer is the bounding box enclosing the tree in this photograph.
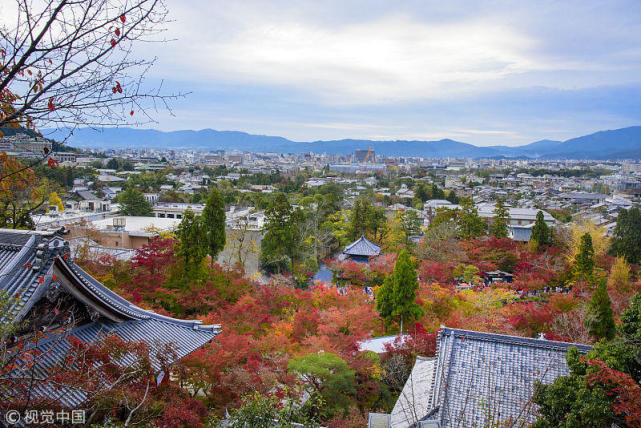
[574,232,595,279]
[530,210,552,249]
[106,158,119,170]
[349,199,387,243]
[48,191,64,212]
[457,197,486,238]
[261,193,300,273]
[224,392,323,428]
[202,188,226,267]
[569,221,609,261]
[534,294,641,427]
[585,281,616,341]
[175,209,207,277]
[0,0,178,138]
[376,250,423,333]
[532,347,617,428]
[609,207,641,264]
[288,352,355,418]
[0,152,47,228]
[116,187,152,216]
[490,199,509,239]
[608,256,631,293]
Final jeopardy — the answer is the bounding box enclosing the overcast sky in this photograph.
[7,0,641,146]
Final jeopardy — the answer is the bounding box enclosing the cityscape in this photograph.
[2,1,641,428]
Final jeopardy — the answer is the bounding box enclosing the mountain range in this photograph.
[43,125,641,160]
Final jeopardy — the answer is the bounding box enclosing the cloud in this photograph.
[160,10,546,104]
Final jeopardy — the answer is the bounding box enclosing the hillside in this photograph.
[43,125,641,159]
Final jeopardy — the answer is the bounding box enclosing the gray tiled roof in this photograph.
[0,228,220,407]
[391,357,437,428]
[26,318,218,408]
[426,328,591,427]
[343,235,381,257]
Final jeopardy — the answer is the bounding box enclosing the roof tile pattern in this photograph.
[429,328,591,427]
[343,235,381,257]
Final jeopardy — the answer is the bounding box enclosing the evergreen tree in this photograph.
[431,183,445,200]
[202,188,226,267]
[348,199,387,242]
[609,207,641,264]
[117,187,153,216]
[175,209,207,277]
[585,280,616,340]
[530,210,551,248]
[457,197,486,238]
[261,193,300,273]
[490,199,509,238]
[533,294,641,426]
[376,250,423,333]
[574,232,595,279]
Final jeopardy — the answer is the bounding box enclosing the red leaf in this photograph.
[120,14,126,23]
[130,110,134,116]
[38,277,44,284]
[52,274,57,281]
[47,97,55,111]
[47,157,59,168]
[110,38,117,48]
[115,28,121,37]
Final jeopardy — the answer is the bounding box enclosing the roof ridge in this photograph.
[440,327,592,351]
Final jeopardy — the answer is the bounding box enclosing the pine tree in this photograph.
[574,232,595,279]
[529,210,551,249]
[202,188,226,267]
[457,197,486,238]
[261,193,300,273]
[375,249,423,333]
[490,199,509,238]
[175,209,207,277]
[585,280,616,340]
[609,207,641,264]
[117,187,153,216]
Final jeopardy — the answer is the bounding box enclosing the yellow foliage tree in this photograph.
[568,221,609,262]
[608,256,631,293]
[48,192,64,212]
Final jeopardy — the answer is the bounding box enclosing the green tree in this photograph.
[376,250,423,333]
[224,392,323,427]
[532,347,614,428]
[585,280,616,340]
[288,352,355,418]
[348,199,387,242]
[117,187,153,216]
[490,199,509,239]
[457,197,486,238]
[106,158,119,170]
[202,188,226,267]
[574,232,595,279]
[175,210,207,277]
[530,210,551,249]
[261,193,301,273]
[609,207,641,264]
[533,294,641,427]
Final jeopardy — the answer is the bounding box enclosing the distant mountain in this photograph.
[43,126,641,160]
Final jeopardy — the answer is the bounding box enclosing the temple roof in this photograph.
[0,228,219,405]
[343,235,381,257]
[383,327,592,428]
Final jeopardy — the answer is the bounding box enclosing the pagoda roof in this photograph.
[343,235,381,257]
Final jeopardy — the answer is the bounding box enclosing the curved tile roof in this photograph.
[343,235,381,257]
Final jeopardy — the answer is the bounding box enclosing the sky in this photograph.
[6,0,641,146]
